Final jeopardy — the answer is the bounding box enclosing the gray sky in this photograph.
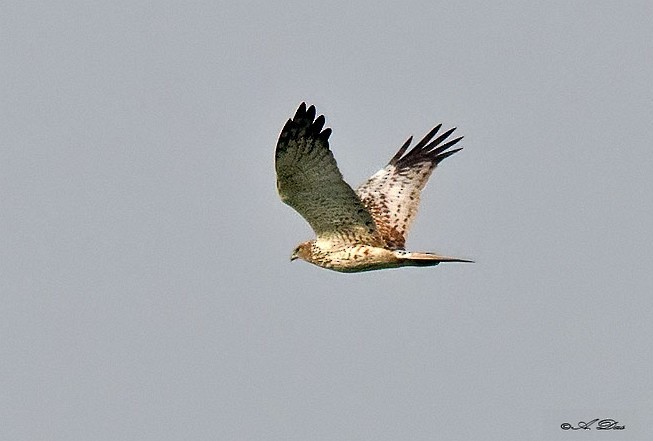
[2,1,652,440]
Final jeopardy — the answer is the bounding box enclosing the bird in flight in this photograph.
[275,102,472,273]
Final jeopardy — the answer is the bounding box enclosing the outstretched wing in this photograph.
[275,103,381,245]
[355,125,463,250]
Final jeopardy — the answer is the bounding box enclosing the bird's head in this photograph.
[290,241,313,262]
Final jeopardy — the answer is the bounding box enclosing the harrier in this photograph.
[275,103,472,273]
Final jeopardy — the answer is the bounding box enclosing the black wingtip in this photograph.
[428,127,457,150]
[391,124,463,169]
[389,136,413,165]
[306,104,316,121]
[321,127,332,141]
[431,136,463,156]
[434,147,463,163]
[314,114,325,133]
[279,103,332,147]
[295,102,307,119]
[412,124,442,151]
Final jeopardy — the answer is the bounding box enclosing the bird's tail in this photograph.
[394,251,474,267]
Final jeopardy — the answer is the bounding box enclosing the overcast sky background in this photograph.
[2,1,652,440]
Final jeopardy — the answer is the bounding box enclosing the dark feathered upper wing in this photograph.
[355,125,463,250]
[275,103,381,245]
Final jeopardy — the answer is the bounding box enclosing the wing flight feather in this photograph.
[355,125,463,249]
[275,103,381,245]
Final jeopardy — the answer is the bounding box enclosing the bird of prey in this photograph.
[275,102,472,273]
